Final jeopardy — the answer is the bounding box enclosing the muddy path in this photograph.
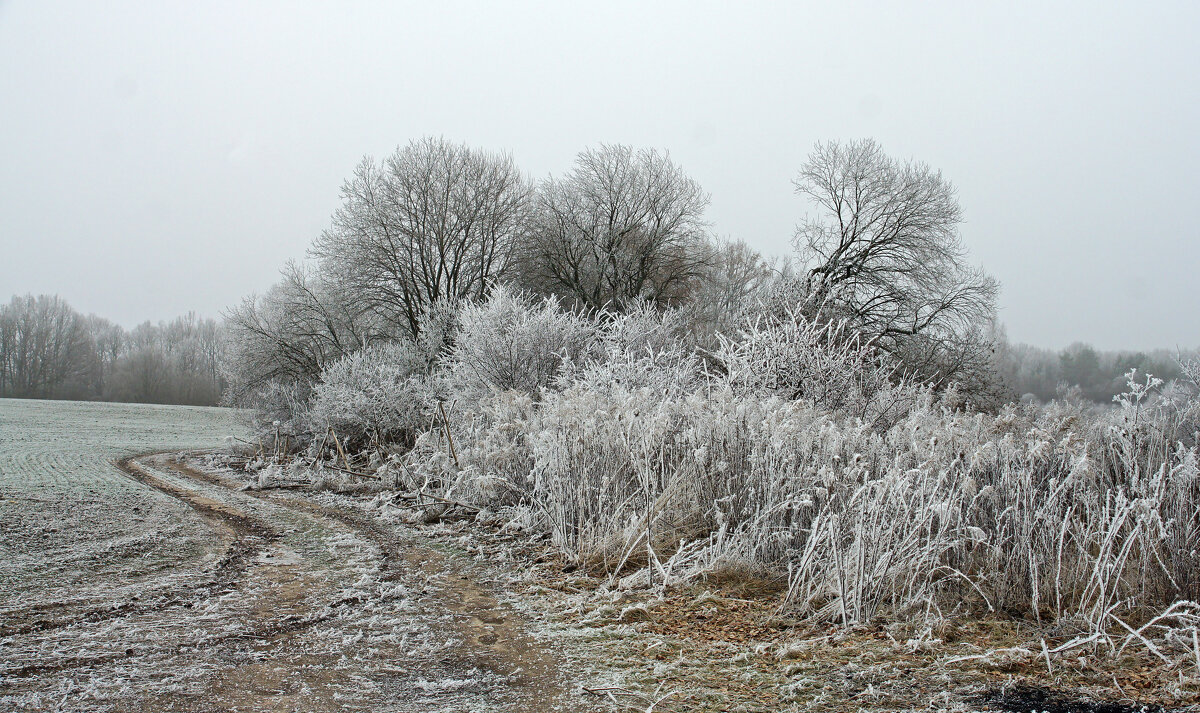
[0,452,601,713]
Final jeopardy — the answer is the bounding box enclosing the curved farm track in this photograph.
[0,452,597,713]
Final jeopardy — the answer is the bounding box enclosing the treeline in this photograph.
[999,340,1195,404]
[0,294,224,405]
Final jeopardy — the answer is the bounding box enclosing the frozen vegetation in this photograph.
[234,292,1200,671]
[8,136,1198,710]
[212,137,1200,707]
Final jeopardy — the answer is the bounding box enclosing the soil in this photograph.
[0,452,602,712]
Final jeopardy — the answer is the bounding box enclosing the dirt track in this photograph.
[0,452,597,712]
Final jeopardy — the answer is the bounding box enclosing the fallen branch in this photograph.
[395,489,479,512]
[323,464,382,480]
[582,685,676,712]
[256,480,308,490]
[583,686,650,700]
[940,646,1034,667]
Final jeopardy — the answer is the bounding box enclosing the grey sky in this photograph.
[1,1,1196,350]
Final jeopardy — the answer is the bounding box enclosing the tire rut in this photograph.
[171,457,590,712]
[0,454,275,638]
[6,452,594,712]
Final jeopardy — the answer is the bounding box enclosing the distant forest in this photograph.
[1000,339,1193,404]
[0,294,223,405]
[0,291,1191,409]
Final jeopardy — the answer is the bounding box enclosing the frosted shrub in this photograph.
[674,394,977,623]
[308,341,437,450]
[399,390,540,503]
[717,306,918,427]
[735,265,812,324]
[239,378,313,440]
[487,370,1200,635]
[525,383,695,565]
[1161,358,1200,447]
[1088,370,1200,603]
[413,296,460,363]
[563,347,704,397]
[560,303,704,395]
[601,301,695,356]
[451,286,597,396]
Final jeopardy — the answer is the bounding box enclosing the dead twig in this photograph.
[395,489,479,512]
[582,685,676,712]
[330,428,351,471]
[323,464,382,480]
[439,401,459,468]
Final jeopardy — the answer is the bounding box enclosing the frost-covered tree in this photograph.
[311,137,531,340]
[222,262,377,410]
[0,294,94,399]
[518,145,711,312]
[104,313,225,405]
[794,139,999,391]
[682,239,776,346]
[85,314,126,397]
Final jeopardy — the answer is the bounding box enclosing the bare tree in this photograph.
[85,314,126,397]
[517,145,711,312]
[222,262,374,406]
[793,139,999,389]
[311,137,531,340]
[0,294,93,399]
[682,238,775,344]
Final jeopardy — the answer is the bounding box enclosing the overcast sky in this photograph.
[1,1,1197,350]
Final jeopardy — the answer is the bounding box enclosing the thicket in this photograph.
[221,137,1200,671]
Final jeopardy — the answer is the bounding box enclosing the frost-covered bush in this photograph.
[521,382,694,565]
[559,302,704,395]
[423,288,1198,635]
[308,341,438,450]
[717,307,919,427]
[1155,358,1200,447]
[601,301,695,356]
[1086,369,1200,601]
[235,378,314,442]
[450,286,597,396]
[434,366,1200,640]
[563,347,704,397]
[406,390,540,503]
[412,296,460,364]
[734,264,813,325]
[513,385,976,621]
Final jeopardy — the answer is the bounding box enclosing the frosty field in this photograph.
[0,399,241,605]
[0,399,599,712]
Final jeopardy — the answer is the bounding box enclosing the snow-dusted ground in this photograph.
[0,399,239,615]
[5,399,1192,712]
[0,400,603,712]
